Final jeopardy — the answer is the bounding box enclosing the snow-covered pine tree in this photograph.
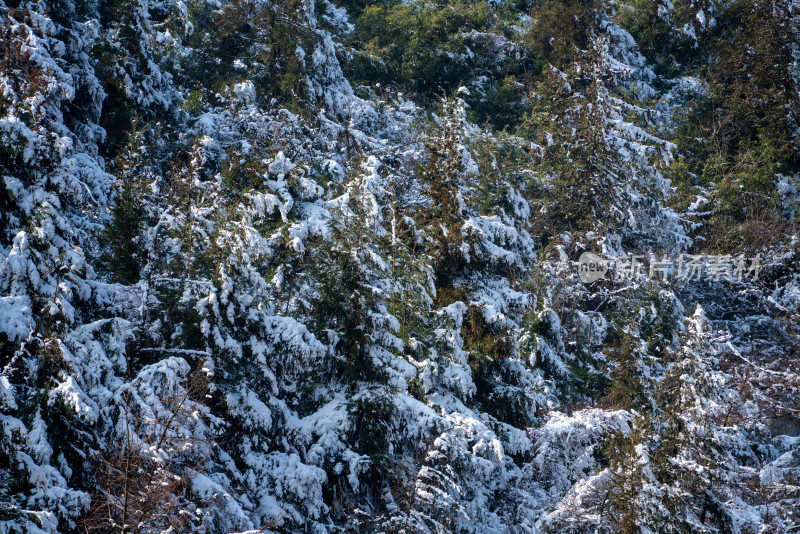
[648,306,740,531]
[604,306,749,532]
[1,0,113,528]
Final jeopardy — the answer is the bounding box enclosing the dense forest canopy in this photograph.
[0,0,799,532]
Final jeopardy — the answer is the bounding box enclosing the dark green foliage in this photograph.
[664,0,799,253]
[101,129,148,284]
[182,0,312,111]
[348,0,494,91]
[416,100,472,293]
[463,304,537,426]
[604,418,655,533]
[526,0,599,68]
[312,234,389,381]
[613,0,703,78]
[343,0,535,127]
[603,285,682,410]
[94,0,182,157]
[520,46,620,241]
[602,328,648,411]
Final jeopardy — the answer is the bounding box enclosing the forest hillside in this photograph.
[1,0,799,532]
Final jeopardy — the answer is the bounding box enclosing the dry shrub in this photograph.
[80,362,212,534]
